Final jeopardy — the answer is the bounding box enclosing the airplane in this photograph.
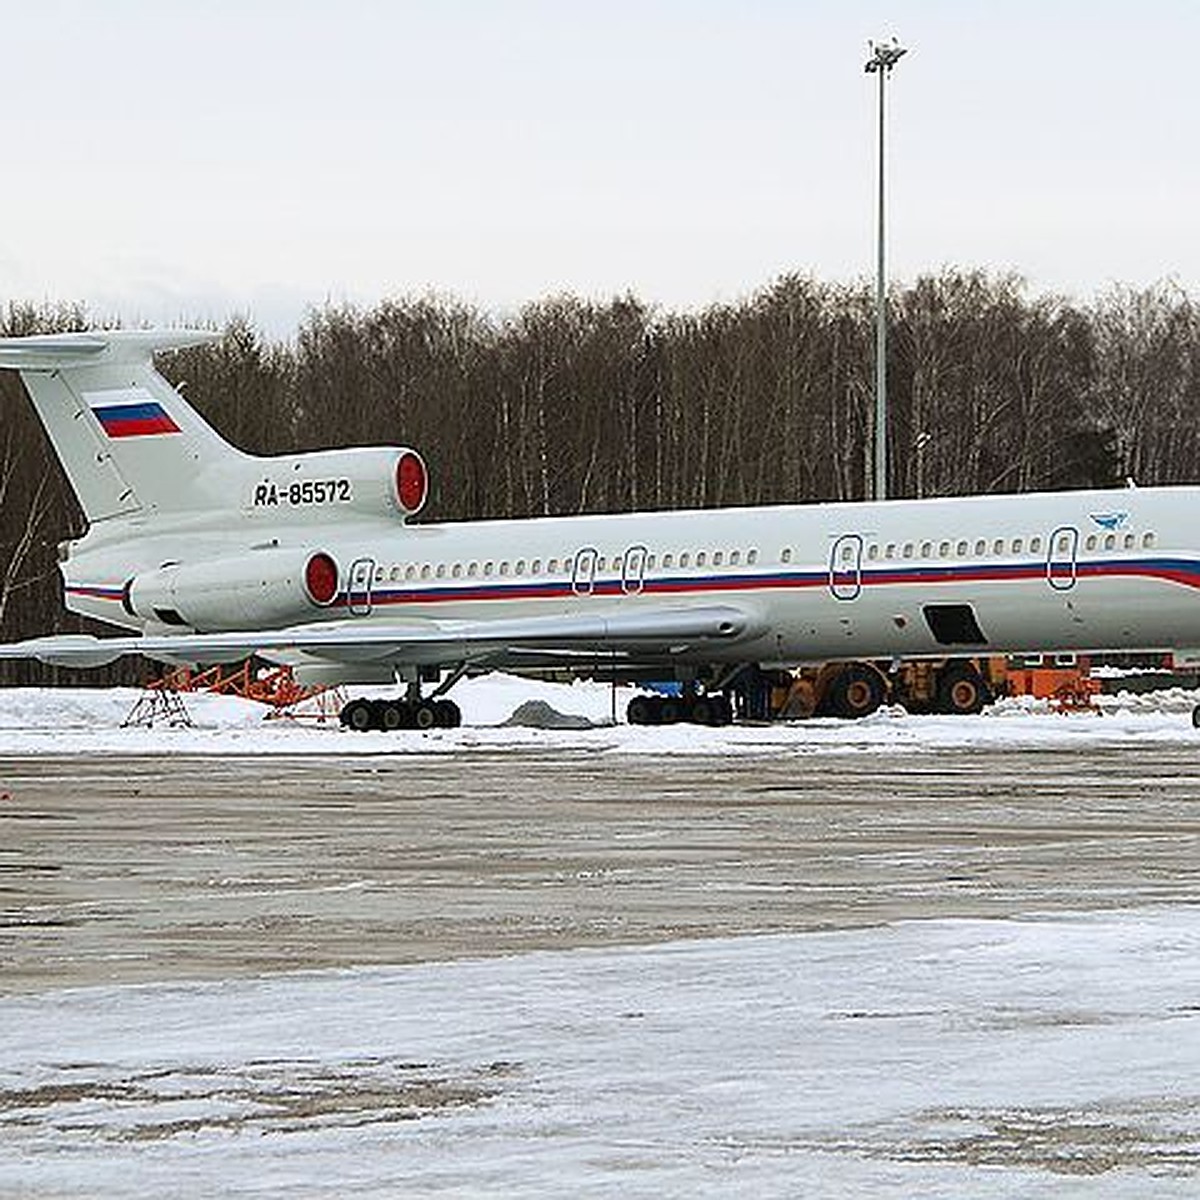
[0,327,1198,731]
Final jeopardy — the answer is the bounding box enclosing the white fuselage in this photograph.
[61,484,1200,670]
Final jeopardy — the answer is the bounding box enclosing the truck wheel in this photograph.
[824,664,886,719]
[935,664,992,715]
[627,696,657,725]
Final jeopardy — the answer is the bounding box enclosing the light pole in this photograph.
[865,36,906,502]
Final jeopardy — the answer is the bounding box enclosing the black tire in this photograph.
[341,699,375,732]
[434,699,462,728]
[1193,705,1200,730]
[412,701,438,731]
[935,664,992,715]
[824,664,886,720]
[627,696,657,725]
[381,701,406,732]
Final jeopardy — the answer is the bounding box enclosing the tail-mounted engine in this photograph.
[124,549,341,630]
[245,447,428,522]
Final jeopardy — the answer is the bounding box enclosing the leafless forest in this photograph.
[2,268,1198,684]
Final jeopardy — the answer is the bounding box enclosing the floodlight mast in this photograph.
[865,37,907,502]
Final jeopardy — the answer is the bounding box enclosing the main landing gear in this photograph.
[340,669,464,732]
[626,691,734,727]
[340,696,462,731]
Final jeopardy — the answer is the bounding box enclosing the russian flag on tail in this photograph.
[91,400,180,438]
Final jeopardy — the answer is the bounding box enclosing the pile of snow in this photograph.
[0,675,1197,757]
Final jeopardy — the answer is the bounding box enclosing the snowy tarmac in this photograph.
[2,680,1200,1195]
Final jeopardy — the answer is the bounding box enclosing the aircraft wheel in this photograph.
[689,697,714,726]
[627,696,657,725]
[381,701,406,732]
[935,664,992,715]
[825,664,886,719]
[341,699,375,732]
[712,695,734,726]
[412,701,438,731]
[434,699,461,728]
[1190,704,1200,729]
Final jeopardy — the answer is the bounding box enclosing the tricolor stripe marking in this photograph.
[91,402,181,438]
[67,556,1200,612]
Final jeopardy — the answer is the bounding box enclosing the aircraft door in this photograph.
[572,547,598,596]
[621,544,648,595]
[1046,526,1079,591]
[348,557,375,615]
[829,534,863,601]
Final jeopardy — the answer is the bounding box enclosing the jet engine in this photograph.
[124,549,340,631]
[244,447,428,522]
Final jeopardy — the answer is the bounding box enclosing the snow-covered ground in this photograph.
[3,908,1199,1197]
[0,674,1198,756]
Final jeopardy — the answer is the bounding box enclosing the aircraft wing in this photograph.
[0,604,765,669]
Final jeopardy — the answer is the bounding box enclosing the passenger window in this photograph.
[1085,535,1097,551]
[420,565,431,580]
[680,552,691,568]
[516,559,526,575]
[390,566,401,581]
[1057,535,1069,553]
[729,550,740,566]
[993,539,1004,555]
[452,563,463,579]
[1143,532,1156,548]
[1031,537,1043,553]
[713,551,723,566]
[548,558,559,574]
[484,561,494,576]
[596,557,606,571]
[374,565,385,581]
[842,545,855,563]
[921,541,933,558]
[646,554,657,569]
[867,544,879,561]
[1012,538,1023,554]
[747,549,759,564]
[955,540,968,556]
[663,553,675,568]
[405,564,417,580]
[1123,533,1135,550]
[902,543,914,559]
[696,551,707,567]
[938,542,951,558]
[467,562,479,577]
[781,548,793,563]
[974,539,986,556]
[885,543,896,559]
[1103,534,1116,551]
[531,559,541,574]
[436,564,446,579]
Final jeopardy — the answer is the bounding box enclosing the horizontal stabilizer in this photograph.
[0,330,219,371]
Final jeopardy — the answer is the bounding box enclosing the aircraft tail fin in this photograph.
[0,329,244,523]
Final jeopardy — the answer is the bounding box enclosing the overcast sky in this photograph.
[2,0,1195,335]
